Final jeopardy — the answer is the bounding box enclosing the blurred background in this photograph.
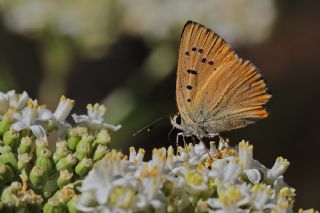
[0,0,319,209]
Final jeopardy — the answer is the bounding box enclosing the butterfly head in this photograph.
[170,114,181,129]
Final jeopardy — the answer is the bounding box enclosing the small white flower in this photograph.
[271,187,295,213]
[238,140,253,170]
[72,103,121,131]
[210,157,241,185]
[250,183,275,211]
[7,90,29,110]
[184,168,209,194]
[11,99,52,138]
[267,157,290,181]
[208,185,250,213]
[53,95,74,125]
[129,147,145,164]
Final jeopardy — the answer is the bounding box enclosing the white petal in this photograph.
[11,121,27,131]
[103,123,122,131]
[30,125,47,138]
[37,108,53,121]
[72,114,89,123]
[207,198,223,208]
[17,91,29,109]
[244,169,261,184]
[13,112,23,120]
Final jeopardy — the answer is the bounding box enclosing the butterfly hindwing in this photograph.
[176,21,271,133]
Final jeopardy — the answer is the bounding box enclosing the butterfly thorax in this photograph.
[170,115,218,139]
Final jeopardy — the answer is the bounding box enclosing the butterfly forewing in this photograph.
[176,21,271,133]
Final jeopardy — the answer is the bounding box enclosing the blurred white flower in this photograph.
[250,183,275,211]
[0,0,120,53]
[121,0,277,45]
[72,103,121,131]
[7,90,29,111]
[207,185,250,213]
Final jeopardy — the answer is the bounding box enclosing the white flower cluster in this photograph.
[0,90,121,139]
[121,0,277,45]
[77,138,305,213]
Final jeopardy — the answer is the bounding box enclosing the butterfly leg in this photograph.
[176,132,183,154]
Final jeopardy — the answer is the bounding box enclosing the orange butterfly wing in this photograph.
[176,21,271,133]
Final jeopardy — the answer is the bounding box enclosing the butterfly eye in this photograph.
[174,115,181,125]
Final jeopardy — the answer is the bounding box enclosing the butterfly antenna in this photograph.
[133,114,175,136]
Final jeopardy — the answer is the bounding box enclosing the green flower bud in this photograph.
[54,187,75,204]
[67,136,81,151]
[57,170,73,188]
[0,111,13,136]
[53,141,69,163]
[18,153,32,171]
[43,197,64,213]
[3,129,20,149]
[92,129,110,148]
[0,163,15,185]
[0,146,18,170]
[36,148,54,177]
[93,145,108,161]
[30,166,47,190]
[53,147,69,163]
[67,194,81,213]
[75,158,92,176]
[1,181,21,205]
[67,127,88,151]
[18,136,33,154]
[35,138,49,156]
[75,135,93,160]
[56,154,77,172]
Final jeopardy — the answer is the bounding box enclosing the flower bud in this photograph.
[92,129,110,148]
[35,138,49,156]
[30,166,47,190]
[0,111,13,136]
[56,154,77,172]
[75,158,93,176]
[67,136,81,151]
[36,148,54,177]
[3,129,20,149]
[93,145,108,161]
[57,170,73,188]
[67,127,87,151]
[0,146,18,170]
[67,194,81,213]
[75,135,93,160]
[54,187,75,204]
[1,182,22,204]
[53,147,69,163]
[18,136,33,154]
[43,197,64,213]
[18,153,32,171]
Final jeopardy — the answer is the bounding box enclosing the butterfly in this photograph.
[170,21,271,140]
